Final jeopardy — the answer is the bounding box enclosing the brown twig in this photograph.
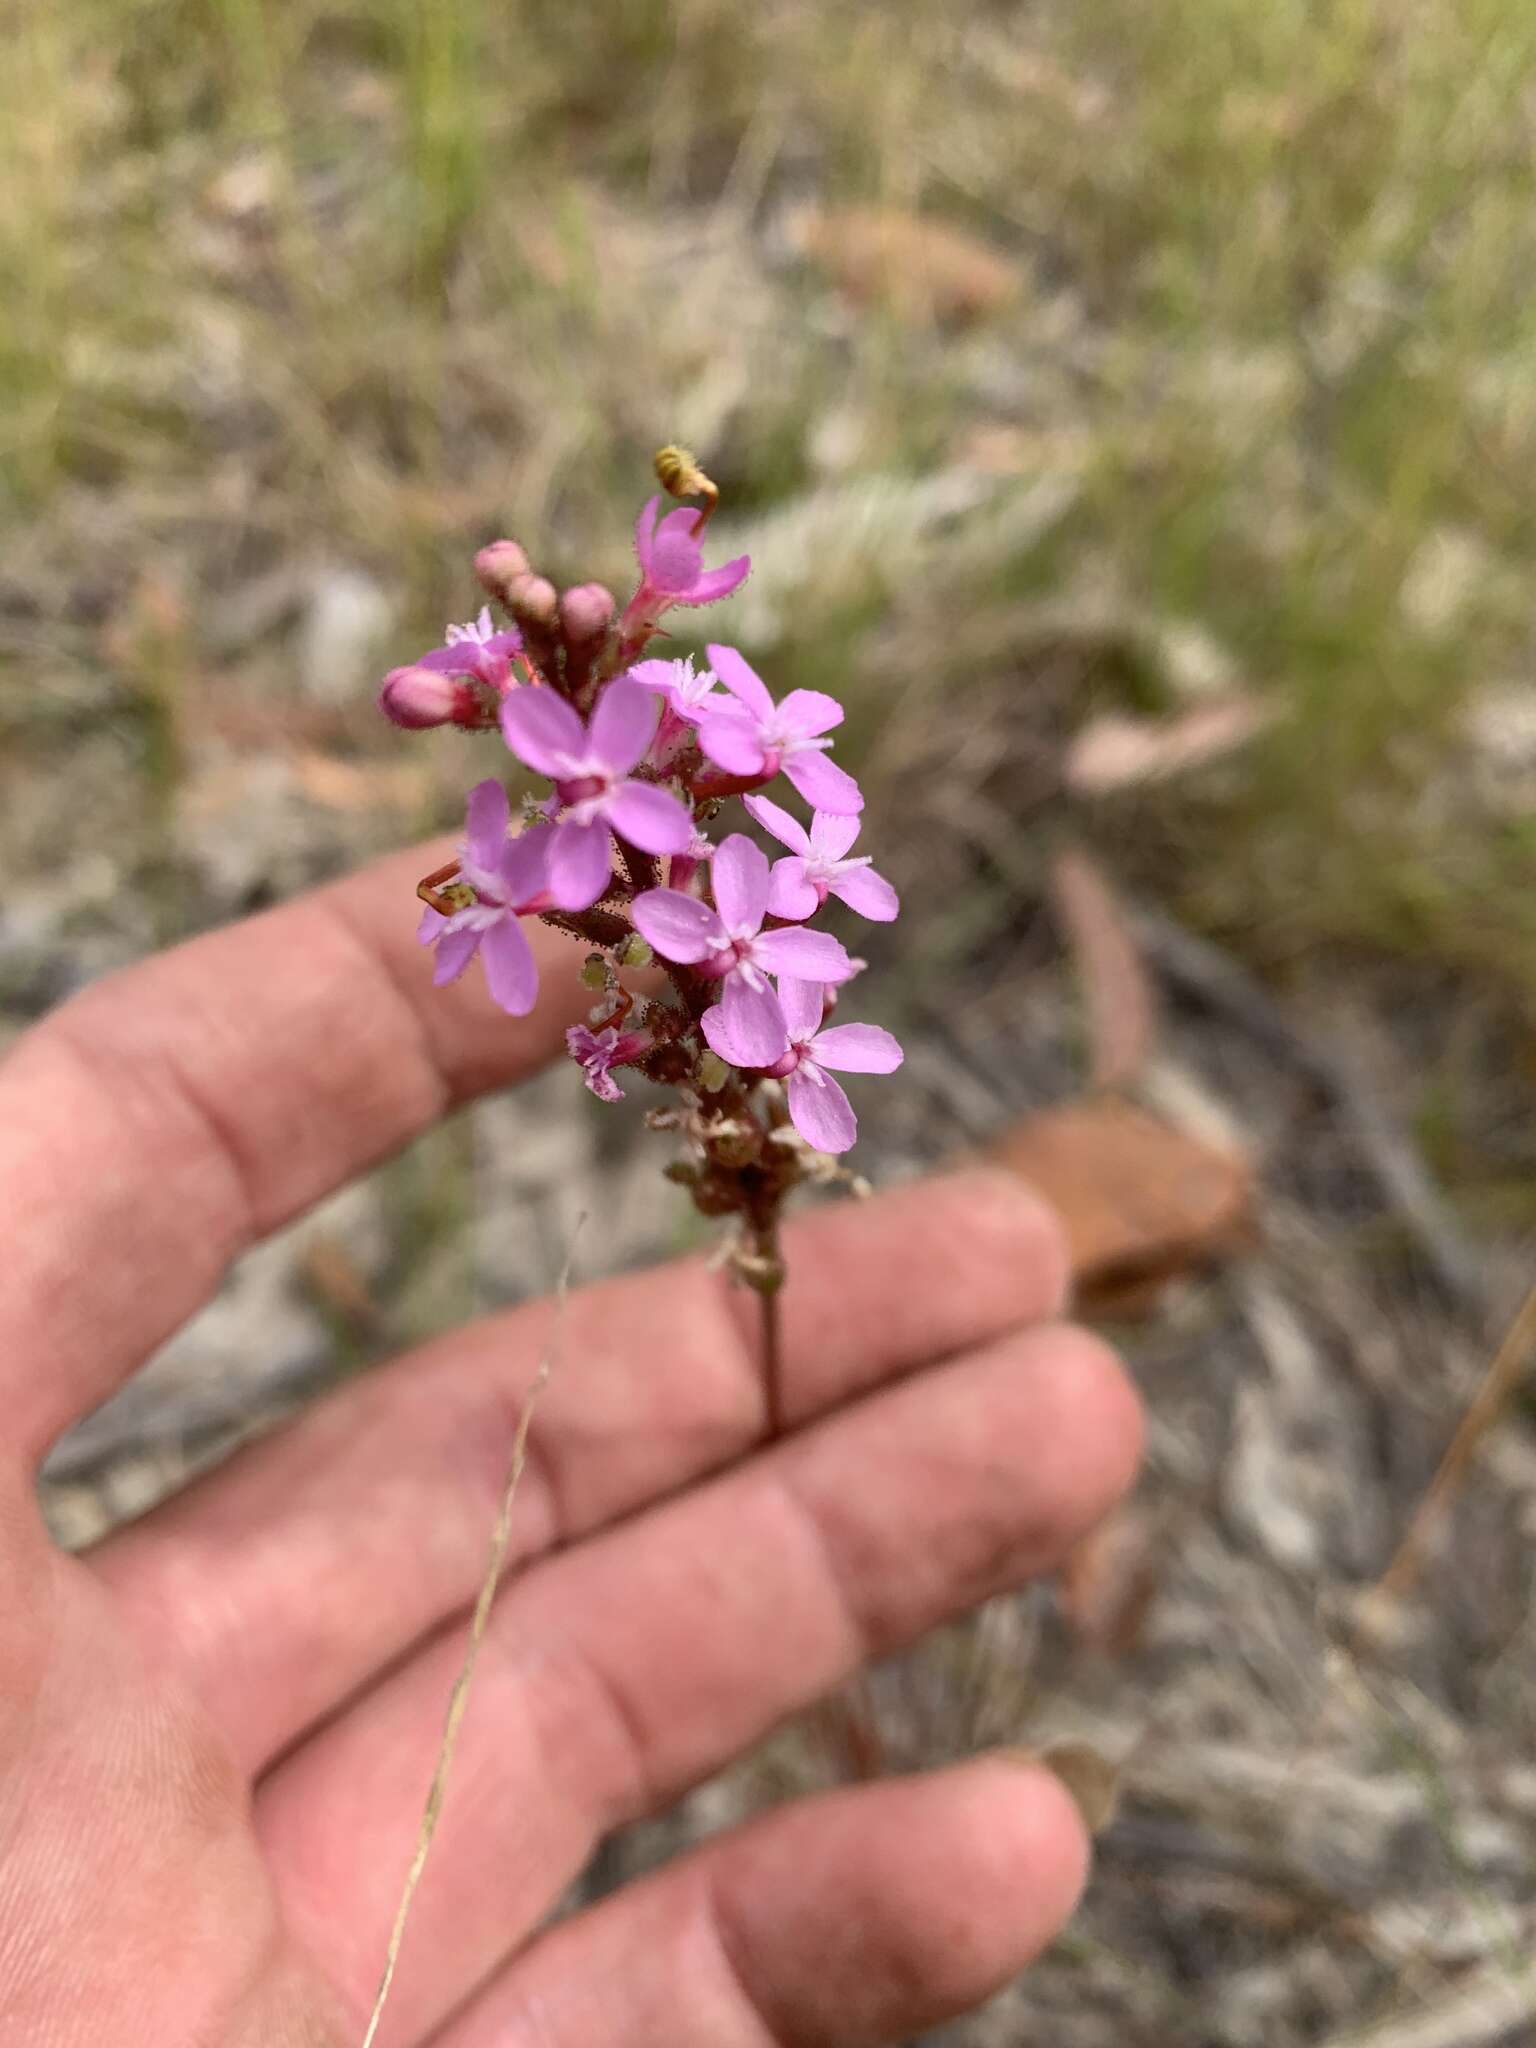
[1375,1281,1536,1604]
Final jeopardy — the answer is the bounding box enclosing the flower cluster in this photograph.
[380,452,903,1291]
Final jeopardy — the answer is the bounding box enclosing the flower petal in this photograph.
[701,991,781,1070]
[706,644,775,723]
[627,658,682,698]
[500,686,587,776]
[416,643,474,675]
[417,904,446,944]
[808,810,860,860]
[830,863,899,921]
[648,508,704,594]
[753,925,856,982]
[546,818,612,911]
[582,1063,626,1104]
[463,778,510,872]
[782,748,864,815]
[589,676,661,776]
[711,833,770,934]
[430,925,482,986]
[478,916,540,1016]
[605,779,695,854]
[787,1067,857,1153]
[806,1021,903,1074]
[501,822,553,907]
[633,495,660,575]
[718,973,790,1068]
[743,791,812,855]
[679,555,750,606]
[766,857,821,921]
[778,688,844,738]
[776,975,827,1042]
[631,888,721,963]
[697,710,768,776]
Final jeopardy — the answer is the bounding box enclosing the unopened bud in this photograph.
[697,1051,730,1092]
[618,933,653,970]
[579,954,608,990]
[505,572,558,633]
[378,664,486,731]
[559,582,616,650]
[506,572,560,676]
[473,539,531,605]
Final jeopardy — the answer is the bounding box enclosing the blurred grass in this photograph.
[5,0,1536,1005]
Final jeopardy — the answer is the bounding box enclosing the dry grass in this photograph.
[7,0,1536,1006]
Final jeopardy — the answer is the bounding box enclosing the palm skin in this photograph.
[0,841,1140,2047]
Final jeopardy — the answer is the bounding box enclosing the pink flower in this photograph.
[566,1023,652,1103]
[418,607,523,688]
[626,656,727,722]
[417,781,554,1016]
[632,497,750,611]
[380,608,524,730]
[667,824,715,893]
[696,644,863,815]
[743,794,899,922]
[702,977,903,1154]
[500,676,694,911]
[626,656,728,775]
[632,834,856,1066]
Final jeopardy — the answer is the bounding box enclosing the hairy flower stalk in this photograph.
[379,448,903,1429]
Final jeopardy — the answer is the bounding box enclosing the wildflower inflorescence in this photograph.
[381,451,902,1305]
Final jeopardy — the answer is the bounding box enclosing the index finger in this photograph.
[3,839,605,1459]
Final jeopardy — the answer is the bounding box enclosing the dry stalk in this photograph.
[358,1232,582,2048]
[1375,1280,1536,1605]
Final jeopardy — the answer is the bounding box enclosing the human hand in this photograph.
[0,841,1141,2047]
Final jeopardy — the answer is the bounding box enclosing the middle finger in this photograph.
[93,1171,1067,1773]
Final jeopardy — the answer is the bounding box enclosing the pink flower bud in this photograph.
[378,664,460,729]
[559,581,616,649]
[378,665,495,731]
[506,571,561,679]
[473,539,531,605]
[506,572,559,633]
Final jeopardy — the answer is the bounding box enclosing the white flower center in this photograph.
[765,720,832,758]
[806,852,871,885]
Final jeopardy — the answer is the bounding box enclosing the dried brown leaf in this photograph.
[993,1098,1254,1315]
[1065,695,1273,795]
[1050,848,1158,1093]
[1059,1502,1165,1658]
[300,1232,380,1330]
[1000,1742,1124,1834]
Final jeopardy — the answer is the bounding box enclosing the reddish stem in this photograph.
[417,860,461,916]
